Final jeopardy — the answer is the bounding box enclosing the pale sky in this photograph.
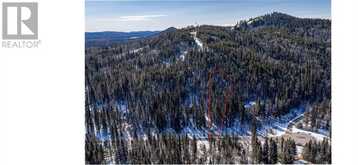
[86,0,331,32]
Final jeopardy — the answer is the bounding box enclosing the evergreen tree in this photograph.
[303,138,331,164]
[280,138,296,164]
[268,138,278,164]
[262,137,269,163]
[250,119,261,163]
[191,137,198,163]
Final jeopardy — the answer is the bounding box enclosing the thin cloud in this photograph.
[118,14,167,22]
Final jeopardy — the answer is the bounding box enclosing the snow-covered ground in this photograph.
[194,36,203,50]
[162,60,172,67]
[259,106,306,137]
[115,102,314,141]
[181,126,207,139]
[317,128,329,136]
[197,139,210,153]
[90,98,328,146]
[296,145,304,155]
[291,127,329,141]
[259,104,330,142]
[179,50,188,61]
[244,101,256,109]
[117,100,128,113]
[247,16,263,25]
[293,159,309,164]
[113,46,146,60]
[190,31,204,50]
[184,92,199,108]
[130,47,144,54]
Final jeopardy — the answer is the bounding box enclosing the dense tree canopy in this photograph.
[85,12,331,164]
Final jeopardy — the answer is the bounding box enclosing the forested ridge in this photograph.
[85,12,331,164]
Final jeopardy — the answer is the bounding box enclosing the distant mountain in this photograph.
[236,12,330,31]
[162,27,177,33]
[234,12,330,42]
[85,31,160,47]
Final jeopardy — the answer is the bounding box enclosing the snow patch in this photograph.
[296,145,304,155]
[117,100,128,113]
[184,92,199,108]
[247,16,263,25]
[194,36,203,50]
[244,101,256,109]
[179,50,188,61]
[294,159,309,164]
[129,47,144,54]
[190,31,203,50]
[291,127,329,141]
[163,60,172,67]
[261,106,306,137]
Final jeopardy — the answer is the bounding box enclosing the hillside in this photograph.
[85,12,331,164]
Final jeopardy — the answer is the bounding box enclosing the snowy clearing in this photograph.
[291,127,329,141]
[260,106,306,137]
[190,31,204,50]
[194,36,203,49]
